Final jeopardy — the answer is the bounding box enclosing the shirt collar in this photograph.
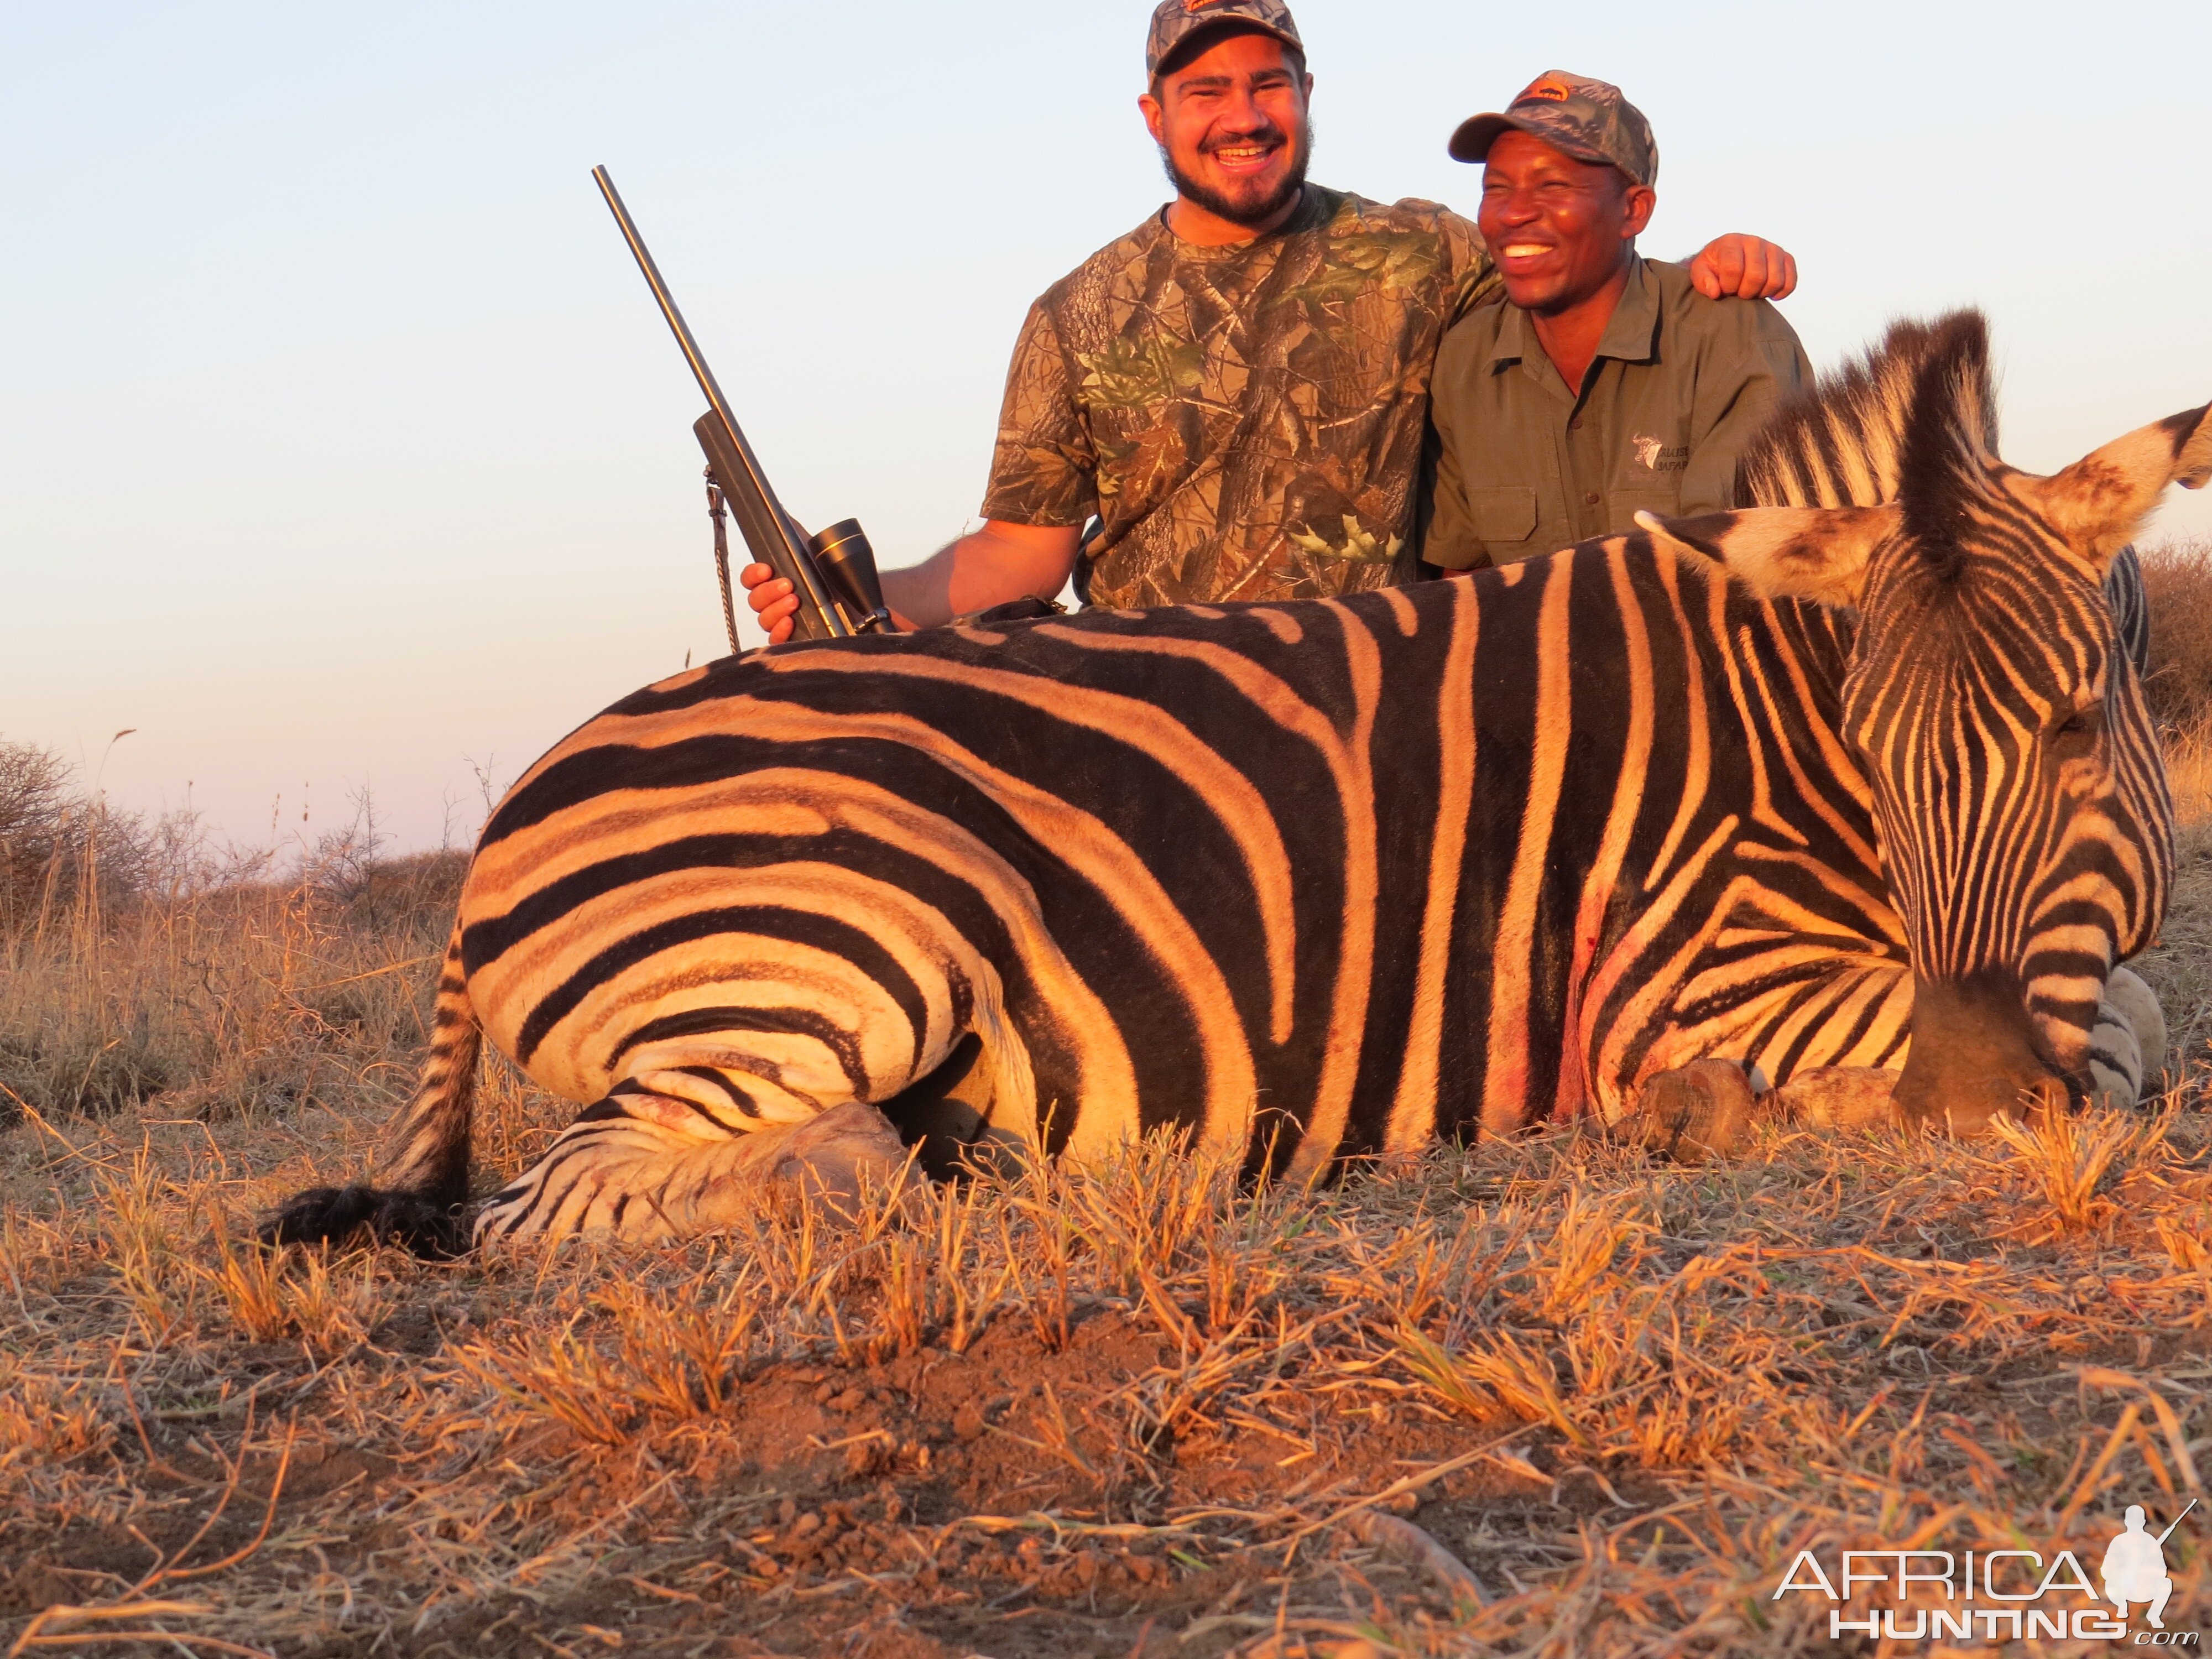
[1486,252,1659,369]
[1593,253,1660,365]
[1154,183,1338,256]
[1488,302,1533,369]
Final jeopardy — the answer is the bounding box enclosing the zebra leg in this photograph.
[1629,1058,1904,1157]
[1747,966,2168,1124]
[472,1086,907,1245]
[877,1031,1037,1180]
[2086,964,2168,1109]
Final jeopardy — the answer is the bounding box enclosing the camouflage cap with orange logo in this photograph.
[1145,0,1303,78]
[1447,71,1660,189]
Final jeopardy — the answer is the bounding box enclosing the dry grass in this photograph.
[6,581,2212,1656]
[8,1071,2209,1658]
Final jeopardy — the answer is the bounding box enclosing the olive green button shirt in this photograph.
[1420,255,1812,569]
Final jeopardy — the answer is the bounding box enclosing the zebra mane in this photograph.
[1894,315,2011,580]
[1735,310,2001,514]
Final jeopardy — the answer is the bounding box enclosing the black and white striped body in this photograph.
[268,312,2202,1250]
[471,556,1898,1204]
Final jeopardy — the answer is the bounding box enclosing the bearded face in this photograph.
[1160,99,1312,227]
[1146,29,1313,231]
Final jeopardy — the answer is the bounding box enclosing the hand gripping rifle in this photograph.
[593,166,891,645]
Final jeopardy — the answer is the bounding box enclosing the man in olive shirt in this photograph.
[1421,74,1812,572]
[747,4,1799,639]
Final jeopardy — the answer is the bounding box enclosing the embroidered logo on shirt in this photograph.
[1632,434,1690,474]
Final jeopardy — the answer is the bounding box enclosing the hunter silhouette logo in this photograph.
[2104,1501,2193,1630]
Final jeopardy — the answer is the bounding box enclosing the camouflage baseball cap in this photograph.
[1447,71,1660,189]
[1145,0,1303,79]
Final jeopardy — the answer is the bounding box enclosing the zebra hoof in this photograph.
[1895,1074,2067,1138]
[763,1100,912,1220]
[1899,1089,2057,1139]
[1632,1060,1760,1162]
[1765,1067,1900,1131]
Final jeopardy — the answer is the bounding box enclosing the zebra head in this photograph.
[1643,312,2206,1130]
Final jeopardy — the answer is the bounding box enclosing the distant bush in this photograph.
[0,739,72,926]
[0,739,469,944]
[0,746,473,1121]
[307,841,469,940]
[0,737,176,933]
[2140,538,2212,729]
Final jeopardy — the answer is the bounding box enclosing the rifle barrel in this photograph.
[2156,1498,2198,1545]
[592,165,847,638]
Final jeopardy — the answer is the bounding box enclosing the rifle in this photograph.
[593,166,891,645]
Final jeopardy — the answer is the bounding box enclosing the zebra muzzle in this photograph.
[1893,971,2071,1136]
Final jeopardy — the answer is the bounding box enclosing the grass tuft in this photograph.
[1986,1106,2167,1235]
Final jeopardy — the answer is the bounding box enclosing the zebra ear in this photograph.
[1634,506,1901,608]
[2022,403,2212,568]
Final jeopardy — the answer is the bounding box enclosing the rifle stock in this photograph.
[594,165,888,643]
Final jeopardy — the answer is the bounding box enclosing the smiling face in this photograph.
[1139,28,1313,234]
[1477,129,1654,315]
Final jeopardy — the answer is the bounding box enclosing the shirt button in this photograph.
[1584,491,1601,505]
[1569,416,1583,430]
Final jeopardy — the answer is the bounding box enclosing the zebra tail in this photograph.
[260,920,481,1258]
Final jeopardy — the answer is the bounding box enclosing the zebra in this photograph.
[267,311,2203,1254]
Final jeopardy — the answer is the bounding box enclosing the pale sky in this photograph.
[4,1,2208,852]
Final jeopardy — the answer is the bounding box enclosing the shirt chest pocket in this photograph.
[1608,422,1689,534]
[1605,487,1680,538]
[1468,485,1538,546]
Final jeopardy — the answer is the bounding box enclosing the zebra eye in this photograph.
[2052,703,2105,747]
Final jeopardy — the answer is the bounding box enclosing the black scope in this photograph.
[810,519,893,634]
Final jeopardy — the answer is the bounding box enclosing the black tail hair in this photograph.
[259,918,481,1258]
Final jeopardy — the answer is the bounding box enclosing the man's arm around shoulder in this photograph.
[881,522,1082,630]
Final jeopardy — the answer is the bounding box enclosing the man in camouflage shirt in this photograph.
[747,0,1797,634]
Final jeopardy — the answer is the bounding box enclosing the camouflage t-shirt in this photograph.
[980,185,1498,609]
